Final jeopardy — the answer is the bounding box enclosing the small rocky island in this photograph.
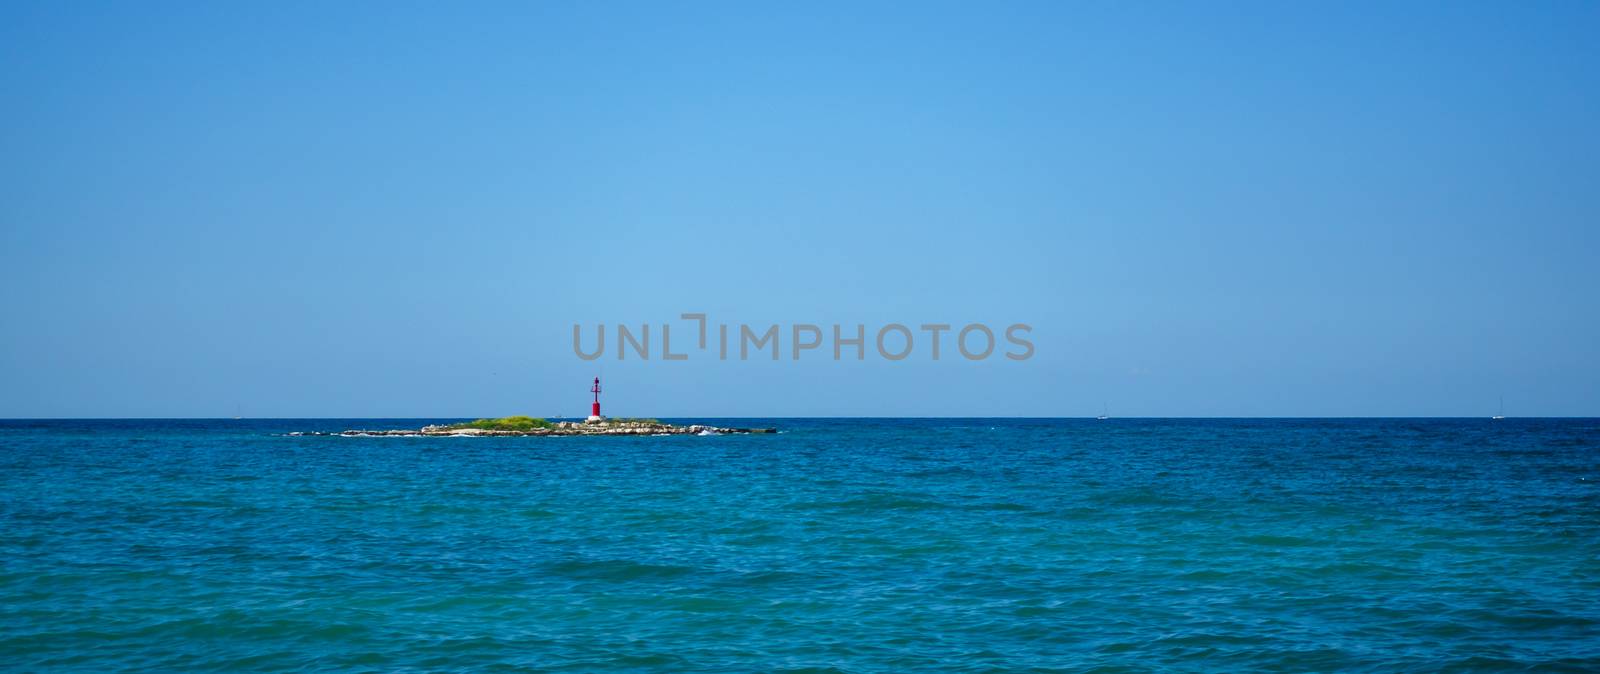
[324,416,776,437]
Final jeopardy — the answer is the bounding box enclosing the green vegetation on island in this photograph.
[443,416,557,431]
[442,416,666,431]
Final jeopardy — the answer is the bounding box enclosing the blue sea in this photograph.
[2,418,1597,672]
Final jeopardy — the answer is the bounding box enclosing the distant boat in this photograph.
[1097,402,1109,420]
[1492,396,1505,420]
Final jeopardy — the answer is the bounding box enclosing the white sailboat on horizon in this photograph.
[1492,396,1505,420]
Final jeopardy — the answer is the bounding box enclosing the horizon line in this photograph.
[6,413,1593,416]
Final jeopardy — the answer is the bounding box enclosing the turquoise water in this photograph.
[2,418,1597,672]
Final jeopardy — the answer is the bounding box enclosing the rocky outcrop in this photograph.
[321,420,776,437]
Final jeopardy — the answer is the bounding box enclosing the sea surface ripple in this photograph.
[2,418,1597,672]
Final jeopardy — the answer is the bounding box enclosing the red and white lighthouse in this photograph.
[587,377,603,422]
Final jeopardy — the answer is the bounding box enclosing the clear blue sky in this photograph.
[2,2,1596,417]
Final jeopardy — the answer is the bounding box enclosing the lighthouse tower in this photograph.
[587,377,603,422]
